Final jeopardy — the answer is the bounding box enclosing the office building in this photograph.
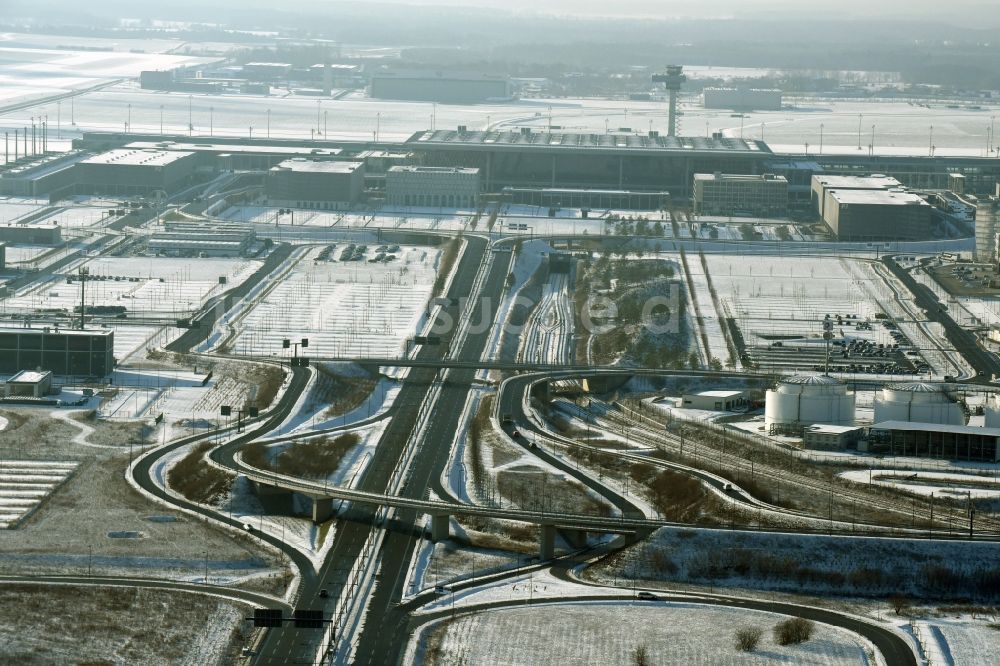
[265,159,365,209]
[0,327,115,377]
[385,166,480,208]
[693,172,788,216]
[823,189,933,241]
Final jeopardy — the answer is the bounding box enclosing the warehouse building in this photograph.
[692,172,788,216]
[0,327,115,377]
[149,222,256,257]
[681,389,749,411]
[823,189,933,241]
[810,174,901,218]
[265,159,365,209]
[703,88,783,111]
[802,424,863,451]
[75,148,197,195]
[385,166,480,208]
[0,224,61,245]
[0,151,91,197]
[371,71,512,103]
[865,421,1000,463]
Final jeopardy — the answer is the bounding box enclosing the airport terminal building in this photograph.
[385,166,481,208]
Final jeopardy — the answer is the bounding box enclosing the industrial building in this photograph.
[75,149,198,195]
[681,389,749,411]
[823,189,933,241]
[0,327,115,377]
[3,370,53,398]
[0,224,61,245]
[764,374,855,431]
[385,166,480,208]
[0,151,90,197]
[370,71,512,103]
[123,140,343,172]
[265,159,365,209]
[810,174,902,218]
[149,222,256,258]
[703,88,783,111]
[407,129,771,198]
[873,382,964,426]
[692,172,788,217]
[865,421,1000,463]
[802,424,863,451]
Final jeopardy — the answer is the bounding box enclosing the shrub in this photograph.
[633,645,650,666]
[774,617,814,645]
[735,626,763,652]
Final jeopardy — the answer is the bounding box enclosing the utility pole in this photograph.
[78,266,89,329]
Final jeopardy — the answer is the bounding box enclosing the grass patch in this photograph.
[243,433,361,479]
[433,235,463,296]
[312,365,377,418]
[168,442,234,504]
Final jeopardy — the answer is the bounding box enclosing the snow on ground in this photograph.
[591,526,1000,601]
[230,244,439,358]
[670,251,733,367]
[5,255,261,316]
[840,469,1000,500]
[931,616,1000,666]
[0,460,77,528]
[407,597,869,666]
[518,272,574,365]
[700,253,966,379]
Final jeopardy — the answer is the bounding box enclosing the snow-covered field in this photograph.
[408,600,868,666]
[5,256,261,316]
[840,469,1000,500]
[700,254,965,379]
[0,460,77,528]
[230,244,439,358]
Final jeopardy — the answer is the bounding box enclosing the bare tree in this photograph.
[634,644,650,666]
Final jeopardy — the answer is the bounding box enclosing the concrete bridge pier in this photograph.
[539,524,556,560]
[310,496,335,523]
[430,513,451,542]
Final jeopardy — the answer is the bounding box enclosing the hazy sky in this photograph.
[375,0,1000,24]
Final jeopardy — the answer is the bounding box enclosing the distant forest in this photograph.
[5,1,1000,89]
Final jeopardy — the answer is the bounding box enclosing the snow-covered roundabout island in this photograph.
[405,601,870,665]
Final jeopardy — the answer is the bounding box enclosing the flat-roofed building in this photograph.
[385,166,480,208]
[149,222,255,257]
[265,159,365,209]
[693,172,788,216]
[803,424,862,451]
[75,148,197,195]
[681,389,749,411]
[371,71,512,103]
[3,370,53,398]
[824,189,933,241]
[703,88,782,111]
[0,327,114,377]
[810,174,901,218]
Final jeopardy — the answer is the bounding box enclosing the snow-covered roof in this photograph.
[8,370,51,384]
[687,390,745,398]
[805,424,860,435]
[780,374,842,386]
[888,382,944,393]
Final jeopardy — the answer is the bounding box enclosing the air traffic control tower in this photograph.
[653,65,686,137]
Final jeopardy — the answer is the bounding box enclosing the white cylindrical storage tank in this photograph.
[873,382,964,426]
[985,394,1000,428]
[764,375,855,427]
